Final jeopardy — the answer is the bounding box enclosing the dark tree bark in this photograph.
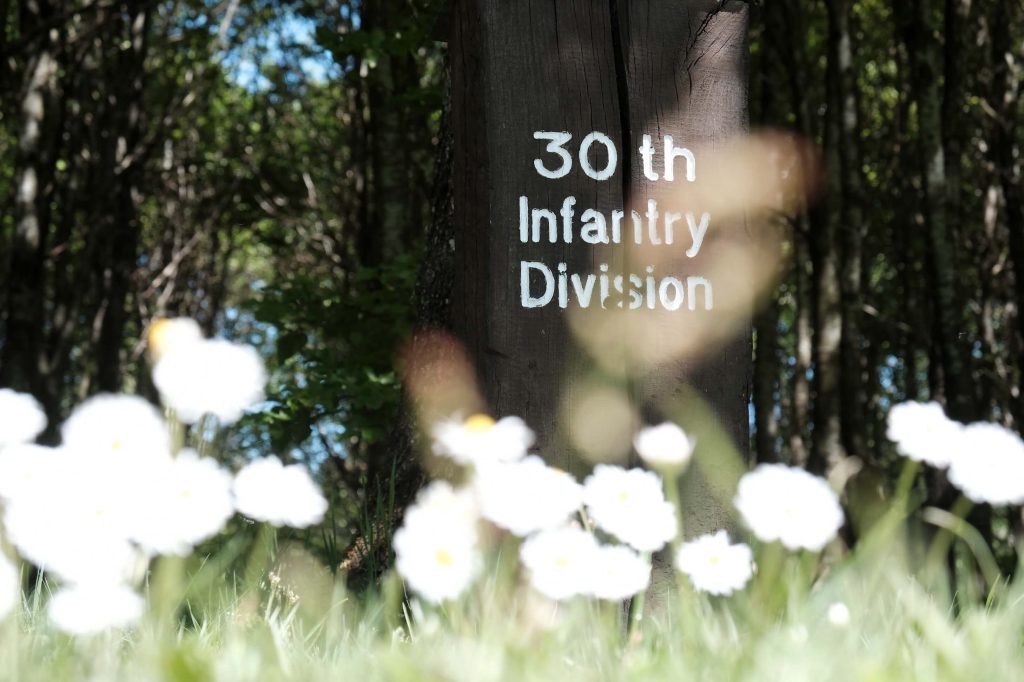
[0,0,59,424]
[766,0,814,466]
[811,0,846,472]
[754,293,780,462]
[829,0,867,459]
[896,0,976,421]
[95,4,150,392]
[988,0,1024,430]
[359,0,416,267]
[448,1,751,542]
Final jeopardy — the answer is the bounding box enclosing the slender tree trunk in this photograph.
[791,227,813,466]
[988,0,1024,430]
[830,0,866,458]
[1,0,58,423]
[770,0,814,466]
[812,0,847,472]
[95,5,150,392]
[897,0,975,421]
[359,0,413,267]
[754,292,780,463]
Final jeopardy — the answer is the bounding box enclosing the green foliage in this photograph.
[251,253,419,457]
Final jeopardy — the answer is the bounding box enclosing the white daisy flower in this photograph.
[519,525,599,601]
[886,401,963,468]
[401,480,480,529]
[0,389,47,448]
[393,482,481,604]
[0,443,62,503]
[3,461,141,585]
[947,423,1024,505]
[0,553,19,621]
[153,337,266,425]
[827,601,851,626]
[586,544,651,602]
[48,584,144,635]
[472,456,583,536]
[61,394,170,463]
[634,422,695,470]
[582,465,677,552]
[146,317,203,362]
[233,456,327,528]
[675,530,754,596]
[431,414,534,466]
[131,449,234,556]
[734,464,844,551]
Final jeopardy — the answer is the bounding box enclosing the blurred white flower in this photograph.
[131,449,234,556]
[519,525,598,601]
[61,394,170,463]
[634,422,695,470]
[49,584,144,635]
[0,553,18,621]
[827,601,851,626]
[431,414,534,466]
[146,317,202,362]
[947,423,1024,505]
[0,443,62,503]
[472,456,583,536]
[393,482,481,604]
[582,465,677,552]
[886,401,962,468]
[153,338,266,424]
[0,389,46,448]
[402,480,480,529]
[675,530,753,596]
[734,464,844,551]
[233,456,327,528]
[586,544,651,602]
[3,461,141,585]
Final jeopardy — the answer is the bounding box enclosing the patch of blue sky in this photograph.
[221,12,339,91]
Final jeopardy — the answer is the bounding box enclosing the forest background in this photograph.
[1,0,1022,574]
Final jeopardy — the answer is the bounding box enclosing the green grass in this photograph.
[2,521,1023,682]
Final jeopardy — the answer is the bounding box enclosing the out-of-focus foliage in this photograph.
[0,0,443,553]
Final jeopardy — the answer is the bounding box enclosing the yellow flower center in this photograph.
[435,549,455,566]
[708,554,720,565]
[147,318,175,358]
[464,414,496,433]
[111,439,123,451]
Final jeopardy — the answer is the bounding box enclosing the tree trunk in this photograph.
[94,4,150,393]
[768,0,814,466]
[830,0,866,458]
[0,0,59,425]
[812,0,846,472]
[754,292,780,462]
[450,1,751,529]
[988,0,1024,429]
[897,0,975,421]
[360,0,414,267]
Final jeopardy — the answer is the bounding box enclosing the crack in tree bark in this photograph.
[608,0,632,206]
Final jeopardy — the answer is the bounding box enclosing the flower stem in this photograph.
[661,468,694,604]
[627,570,647,639]
[662,470,686,545]
[149,554,185,636]
[243,523,277,593]
[894,459,921,507]
[166,409,185,457]
[925,495,975,577]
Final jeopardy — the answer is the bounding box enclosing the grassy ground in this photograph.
[2,525,1022,682]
